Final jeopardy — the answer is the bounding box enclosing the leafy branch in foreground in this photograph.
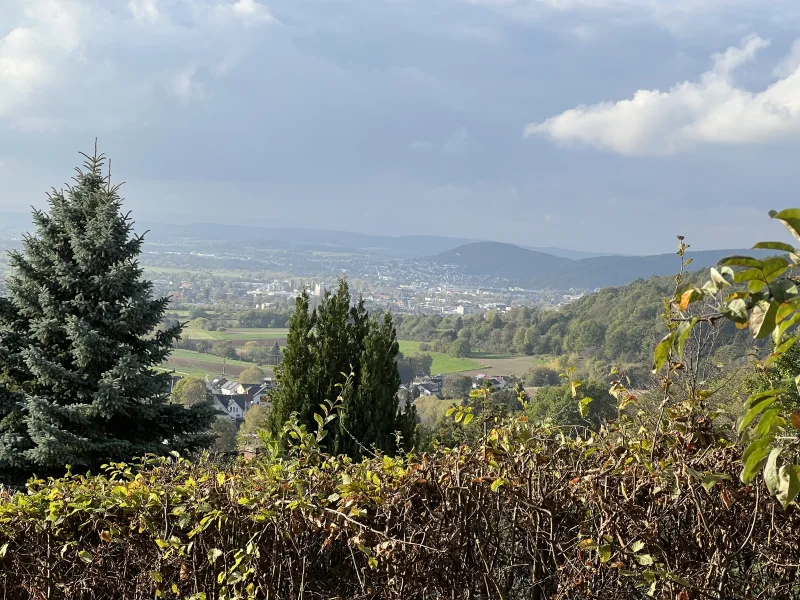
[662,209,800,507]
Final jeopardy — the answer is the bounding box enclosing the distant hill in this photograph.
[434,242,776,289]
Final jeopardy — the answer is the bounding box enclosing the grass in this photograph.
[162,349,274,380]
[460,355,554,378]
[398,340,480,374]
[182,328,289,344]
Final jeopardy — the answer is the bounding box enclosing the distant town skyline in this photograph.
[2,1,800,254]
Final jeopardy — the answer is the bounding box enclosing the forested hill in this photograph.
[434,242,774,289]
[395,273,757,375]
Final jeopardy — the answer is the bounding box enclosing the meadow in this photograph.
[181,327,289,345]
[397,340,480,374]
[161,349,274,379]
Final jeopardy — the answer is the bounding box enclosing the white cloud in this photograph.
[128,0,159,23]
[231,0,274,23]
[525,34,800,155]
[170,65,202,100]
[0,0,82,117]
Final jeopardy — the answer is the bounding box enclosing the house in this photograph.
[410,375,444,398]
[209,376,228,393]
[214,394,250,421]
[471,375,511,390]
[220,380,246,396]
[252,381,274,407]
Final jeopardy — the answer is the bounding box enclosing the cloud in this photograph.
[231,0,274,23]
[524,34,800,155]
[128,0,159,23]
[170,65,202,100]
[0,0,82,117]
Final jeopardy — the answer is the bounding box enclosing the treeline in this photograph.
[395,275,756,365]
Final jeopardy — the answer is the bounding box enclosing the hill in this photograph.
[434,242,775,289]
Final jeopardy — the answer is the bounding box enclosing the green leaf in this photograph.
[734,268,765,284]
[762,256,790,282]
[577,538,597,550]
[750,301,779,339]
[78,550,92,564]
[772,209,800,242]
[208,548,223,564]
[455,411,463,423]
[764,448,781,496]
[754,408,783,437]
[700,474,730,492]
[776,465,800,509]
[490,478,506,492]
[630,540,645,553]
[216,472,225,486]
[753,241,796,253]
[463,412,474,426]
[652,333,673,373]
[445,407,455,417]
[0,543,7,559]
[772,280,799,304]
[777,298,800,322]
[710,267,733,288]
[578,397,593,418]
[718,256,764,269]
[738,396,777,433]
[150,571,163,583]
[721,298,748,324]
[675,318,698,358]
[313,413,324,428]
[741,438,774,483]
[599,544,612,563]
[636,554,654,566]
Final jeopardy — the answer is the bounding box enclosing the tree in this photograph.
[211,417,238,452]
[239,366,265,384]
[172,377,213,407]
[268,280,416,458]
[409,353,433,377]
[239,404,270,442]
[270,342,281,366]
[212,341,237,360]
[0,149,215,480]
[449,338,471,358]
[442,375,472,399]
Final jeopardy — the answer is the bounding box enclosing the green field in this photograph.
[162,349,274,379]
[182,328,289,344]
[398,341,480,374]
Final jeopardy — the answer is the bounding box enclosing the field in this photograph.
[181,328,289,346]
[398,341,480,374]
[161,349,275,379]
[460,353,554,378]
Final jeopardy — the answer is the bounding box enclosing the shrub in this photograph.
[1,409,798,599]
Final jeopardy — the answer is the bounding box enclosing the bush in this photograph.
[523,366,560,387]
[1,411,798,599]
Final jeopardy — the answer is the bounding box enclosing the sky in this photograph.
[2,0,800,254]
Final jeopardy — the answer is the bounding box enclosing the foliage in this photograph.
[171,377,214,407]
[238,366,265,385]
[395,352,433,384]
[523,366,561,387]
[442,374,472,399]
[394,276,755,367]
[236,309,291,329]
[0,149,215,482]
[268,280,416,459]
[1,397,798,599]
[210,417,238,453]
[668,211,800,508]
[525,381,617,429]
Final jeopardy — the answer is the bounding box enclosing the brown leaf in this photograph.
[720,489,733,509]
[679,290,693,311]
[677,590,689,600]
[791,411,800,430]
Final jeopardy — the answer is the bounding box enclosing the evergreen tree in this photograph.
[0,149,215,480]
[268,290,315,433]
[268,279,416,458]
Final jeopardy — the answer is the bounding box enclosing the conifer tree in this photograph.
[0,149,215,480]
[268,279,417,458]
[268,290,315,433]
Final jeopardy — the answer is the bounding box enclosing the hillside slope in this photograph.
[434,242,775,289]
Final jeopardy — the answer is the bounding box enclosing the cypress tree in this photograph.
[0,149,215,480]
[268,278,417,458]
[268,289,315,433]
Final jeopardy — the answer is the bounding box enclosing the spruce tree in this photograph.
[0,149,215,480]
[268,278,417,458]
